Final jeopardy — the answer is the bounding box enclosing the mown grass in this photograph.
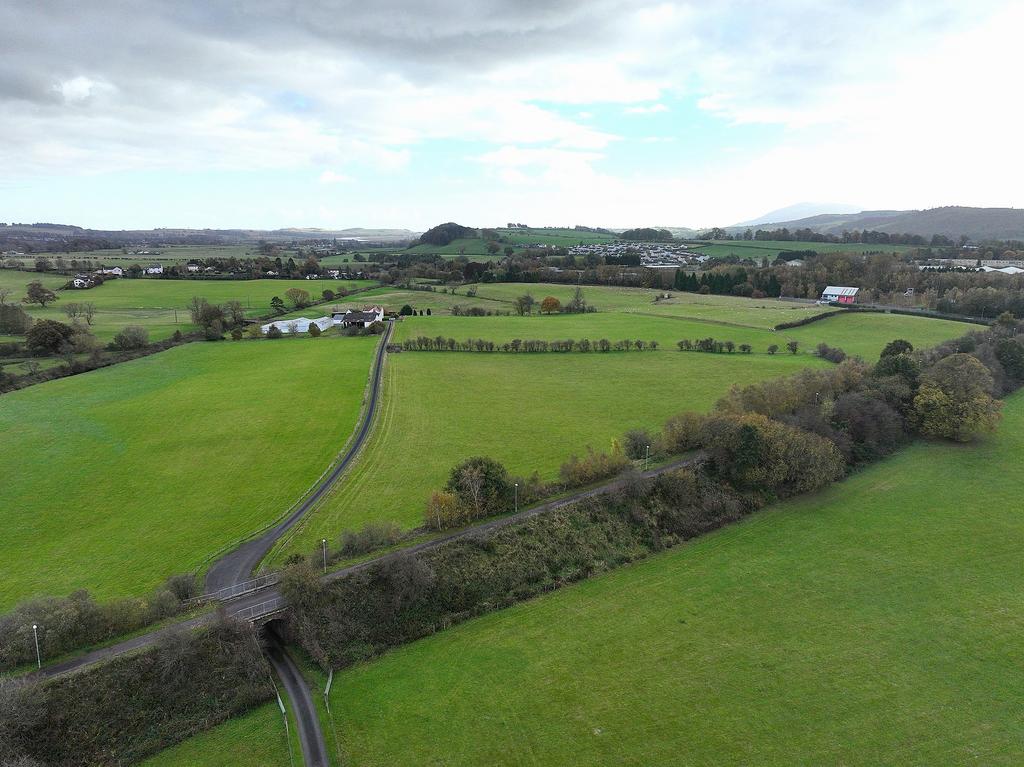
[0,270,376,341]
[139,702,293,767]
[392,310,969,360]
[326,392,1024,766]
[0,335,378,608]
[278,350,823,555]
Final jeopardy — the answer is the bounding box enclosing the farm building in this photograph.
[330,305,384,328]
[820,286,859,304]
[144,264,163,275]
[260,316,334,335]
[96,266,124,277]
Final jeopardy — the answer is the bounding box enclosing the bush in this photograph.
[266,325,283,339]
[425,490,466,531]
[815,342,847,363]
[340,522,403,556]
[0,618,273,766]
[767,344,779,355]
[112,325,149,351]
[308,323,322,338]
[622,428,655,460]
[700,412,845,498]
[0,574,197,672]
[661,412,705,453]
[230,327,243,340]
[559,447,629,488]
[880,339,913,357]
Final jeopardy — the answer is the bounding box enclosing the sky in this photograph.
[1,0,1021,232]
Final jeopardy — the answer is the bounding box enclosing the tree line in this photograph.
[399,336,660,353]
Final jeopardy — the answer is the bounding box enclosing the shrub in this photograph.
[230,327,243,340]
[266,325,284,339]
[786,340,799,354]
[815,342,847,363]
[425,490,466,531]
[559,447,629,488]
[308,323,322,338]
[700,412,845,498]
[112,325,149,350]
[622,428,655,460]
[340,522,403,556]
[661,412,705,453]
[880,339,913,357]
[767,344,779,355]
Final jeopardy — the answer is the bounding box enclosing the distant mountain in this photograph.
[733,202,863,228]
[725,206,1024,241]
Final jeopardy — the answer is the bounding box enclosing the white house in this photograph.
[820,286,859,304]
[186,262,201,272]
[71,276,93,289]
[144,264,163,275]
[260,316,334,335]
[329,305,384,328]
[97,266,124,277]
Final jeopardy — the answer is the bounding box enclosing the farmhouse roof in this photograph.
[822,286,859,296]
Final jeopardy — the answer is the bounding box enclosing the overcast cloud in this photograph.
[0,0,1019,228]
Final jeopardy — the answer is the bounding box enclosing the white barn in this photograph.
[260,316,334,334]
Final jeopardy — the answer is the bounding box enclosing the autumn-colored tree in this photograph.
[541,296,561,314]
[914,353,1001,442]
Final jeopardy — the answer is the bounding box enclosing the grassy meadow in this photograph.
[0,269,375,342]
[325,392,1024,766]
[279,287,968,556]
[139,703,294,767]
[0,335,378,608]
[278,350,825,554]
[689,239,917,259]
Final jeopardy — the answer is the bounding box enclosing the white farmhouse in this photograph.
[144,264,163,275]
[97,266,124,277]
[329,305,384,328]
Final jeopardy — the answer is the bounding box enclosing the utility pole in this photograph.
[32,624,41,669]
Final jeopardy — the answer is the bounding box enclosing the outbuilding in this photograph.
[820,286,859,304]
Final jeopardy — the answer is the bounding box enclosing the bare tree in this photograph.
[0,287,11,306]
[82,302,96,326]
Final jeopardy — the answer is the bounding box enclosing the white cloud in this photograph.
[625,103,668,115]
[318,170,350,184]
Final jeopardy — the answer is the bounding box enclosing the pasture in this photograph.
[0,270,376,342]
[391,309,968,360]
[278,350,825,554]
[689,239,917,259]
[280,292,968,556]
[0,335,378,608]
[139,703,293,767]
[326,392,1024,766]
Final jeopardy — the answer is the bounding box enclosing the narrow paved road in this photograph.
[265,626,329,767]
[204,320,393,594]
[26,452,704,682]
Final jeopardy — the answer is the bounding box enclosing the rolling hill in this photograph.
[726,206,1024,241]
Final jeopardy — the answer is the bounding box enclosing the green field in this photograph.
[277,350,825,555]
[325,392,1024,766]
[393,310,968,360]
[139,703,293,767]
[689,239,917,259]
[0,335,378,608]
[464,282,834,326]
[0,269,375,342]
[279,289,968,556]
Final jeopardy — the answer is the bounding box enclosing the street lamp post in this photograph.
[32,624,41,669]
[514,483,519,513]
[645,444,650,472]
[321,539,328,574]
